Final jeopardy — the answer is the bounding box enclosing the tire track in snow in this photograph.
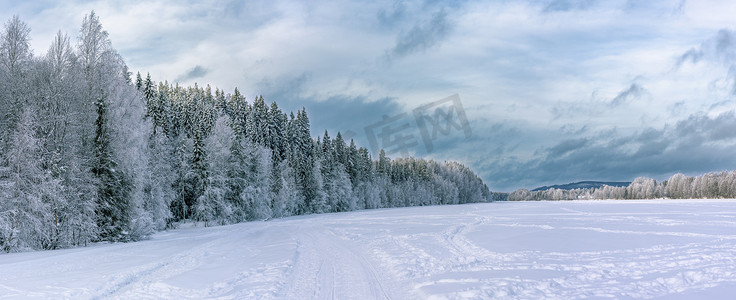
[90,225,279,299]
[281,225,398,300]
[90,239,219,299]
[439,216,530,270]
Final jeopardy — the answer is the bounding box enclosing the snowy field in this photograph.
[1,199,735,299]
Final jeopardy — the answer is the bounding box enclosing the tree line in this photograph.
[508,172,736,201]
[0,12,492,252]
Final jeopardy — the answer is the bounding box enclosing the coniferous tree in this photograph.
[91,92,131,241]
[268,102,286,163]
[283,109,314,214]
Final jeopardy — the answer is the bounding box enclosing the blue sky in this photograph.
[3,0,736,191]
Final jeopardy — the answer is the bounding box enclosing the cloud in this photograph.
[675,111,736,141]
[546,138,589,157]
[387,9,452,60]
[678,29,736,65]
[175,65,208,82]
[377,1,407,28]
[609,83,645,106]
[542,0,596,13]
[481,110,736,191]
[560,124,589,135]
[6,0,736,193]
[255,72,312,105]
[668,101,686,116]
[677,29,736,94]
[255,72,404,150]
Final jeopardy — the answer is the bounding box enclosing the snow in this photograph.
[1,199,735,299]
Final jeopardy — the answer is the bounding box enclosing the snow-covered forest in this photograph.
[509,171,736,201]
[0,12,491,252]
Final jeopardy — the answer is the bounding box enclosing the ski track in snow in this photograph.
[1,199,735,299]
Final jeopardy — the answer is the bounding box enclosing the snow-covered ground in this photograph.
[1,199,735,299]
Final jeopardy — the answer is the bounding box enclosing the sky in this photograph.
[2,0,736,192]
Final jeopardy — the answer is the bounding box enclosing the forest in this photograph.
[0,12,492,252]
[508,171,736,201]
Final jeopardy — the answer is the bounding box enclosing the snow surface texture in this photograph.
[1,199,735,299]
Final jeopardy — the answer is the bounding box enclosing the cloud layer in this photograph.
[3,0,736,191]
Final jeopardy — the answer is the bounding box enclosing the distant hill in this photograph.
[531,181,631,191]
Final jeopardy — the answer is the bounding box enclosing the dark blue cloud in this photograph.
[255,73,404,154]
[479,110,736,191]
[546,138,589,157]
[176,65,208,82]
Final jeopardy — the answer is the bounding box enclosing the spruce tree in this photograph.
[91,92,131,241]
[293,109,315,213]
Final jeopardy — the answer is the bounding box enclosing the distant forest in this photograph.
[509,172,736,201]
[0,12,492,252]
